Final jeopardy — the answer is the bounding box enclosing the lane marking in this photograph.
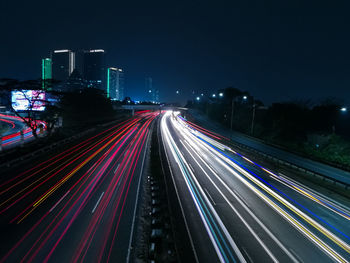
[204,188,216,206]
[91,192,104,214]
[180,128,299,262]
[114,164,120,173]
[162,113,246,263]
[49,191,70,213]
[177,115,350,261]
[182,142,279,263]
[188,163,194,173]
[126,127,151,263]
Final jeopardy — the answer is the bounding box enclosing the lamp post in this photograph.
[333,106,348,134]
[230,99,234,132]
[218,93,247,133]
[250,104,256,135]
[230,95,248,132]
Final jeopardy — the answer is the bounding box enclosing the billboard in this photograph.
[11,90,46,111]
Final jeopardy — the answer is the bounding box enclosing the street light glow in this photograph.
[196,97,200,101]
[340,107,347,112]
[176,90,179,94]
[219,92,224,97]
[243,95,247,100]
[212,94,216,97]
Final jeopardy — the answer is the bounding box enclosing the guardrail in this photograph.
[158,117,198,263]
[227,139,349,189]
[0,127,96,170]
[188,110,350,189]
[0,117,127,170]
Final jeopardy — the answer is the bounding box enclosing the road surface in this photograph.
[0,114,43,150]
[161,111,350,263]
[188,109,350,186]
[0,112,158,262]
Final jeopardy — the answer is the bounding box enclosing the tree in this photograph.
[59,88,115,128]
[0,79,60,139]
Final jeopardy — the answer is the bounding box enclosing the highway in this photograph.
[0,111,158,262]
[0,114,42,149]
[188,109,350,186]
[161,111,350,263]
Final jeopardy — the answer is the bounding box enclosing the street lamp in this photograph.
[176,90,179,94]
[251,104,256,135]
[196,96,200,101]
[332,106,348,134]
[212,94,216,98]
[219,93,246,134]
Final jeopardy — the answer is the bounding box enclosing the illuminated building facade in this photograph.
[107,67,124,100]
[41,58,52,90]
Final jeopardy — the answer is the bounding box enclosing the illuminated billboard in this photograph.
[11,90,46,111]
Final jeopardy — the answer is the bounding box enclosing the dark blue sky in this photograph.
[1,0,349,105]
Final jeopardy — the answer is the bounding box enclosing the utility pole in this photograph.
[251,104,256,135]
[230,98,234,132]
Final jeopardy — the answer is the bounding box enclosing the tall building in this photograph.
[41,58,52,90]
[107,67,124,100]
[52,50,75,82]
[83,49,106,91]
[145,77,159,103]
[74,50,84,76]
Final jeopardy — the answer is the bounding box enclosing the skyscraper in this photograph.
[145,77,159,103]
[107,67,124,100]
[41,58,52,90]
[83,49,106,91]
[52,50,75,82]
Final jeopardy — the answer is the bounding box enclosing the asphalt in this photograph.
[188,109,350,186]
[0,112,157,262]
[161,111,350,263]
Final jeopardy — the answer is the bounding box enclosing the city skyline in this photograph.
[1,1,350,105]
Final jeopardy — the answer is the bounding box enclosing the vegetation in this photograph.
[0,79,59,139]
[59,88,116,129]
[188,87,350,169]
[0,79,118,139]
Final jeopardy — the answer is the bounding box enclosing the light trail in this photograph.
[161,110,350,262]
[161,111,246,263]
[0,118,15,128]
[1,112,158,263]
[0,114,46,148]
[178,114,350,222]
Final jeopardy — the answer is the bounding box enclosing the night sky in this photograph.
[1,0,350,105]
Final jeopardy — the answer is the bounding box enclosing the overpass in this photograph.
[118,105,188,115]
